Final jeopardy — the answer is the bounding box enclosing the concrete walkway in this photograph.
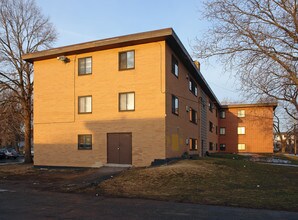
[259,162,298,167]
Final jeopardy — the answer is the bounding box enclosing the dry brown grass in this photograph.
[98,158,298,211]
[0,164,34,175]
[0,163,98,185]
[100,160,224,199]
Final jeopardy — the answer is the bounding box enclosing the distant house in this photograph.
[23,28,277,167]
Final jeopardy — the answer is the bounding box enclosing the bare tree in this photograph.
[0,0,57,162]
[0,91,23,150]
[273,109,287,153]
[194,0,298,120]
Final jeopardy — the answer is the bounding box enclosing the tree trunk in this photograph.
[281,140,286,153]
[24,111,32,163]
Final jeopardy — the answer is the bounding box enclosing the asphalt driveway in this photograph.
[0,185,297,220]
[0,164,297,219]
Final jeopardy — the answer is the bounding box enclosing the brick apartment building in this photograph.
[219,103,276,153]
[23,28,276,167]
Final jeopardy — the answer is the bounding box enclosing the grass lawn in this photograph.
[97,156,298,211]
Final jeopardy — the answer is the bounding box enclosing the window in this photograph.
[238,127,246,135]
[78,96,92,113]
[171,55,179,77]
[238,110,245,117]
[220,144,226,151]
[189,138,198,151]
[172,95,179,115]
[238,143,246,150]
[209,121,213,132]
[119,92,135,111]
[78,57,92,75]
[220,127,226,135]
[119,50,135,70]
[216,126,218,134]
[189,78,198,96]
[220,110,226,119]
[189,107,197,124]
[209,101,213,112]
[216,143,218,151]
[209,142,213,151]
[78,134,92,150]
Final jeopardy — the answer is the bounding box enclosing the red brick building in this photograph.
[219,103,277,153]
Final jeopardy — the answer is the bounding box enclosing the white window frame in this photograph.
[119,92,135,111]
[237,127,246,135]
[238,143,246,150]
[119,50,135,70]
[172,55,179,77]
[220,127,226,135]
[189,107,198,124]
[78,96,92,113]
[220,110,226,119]
[189,138,198,151]
[78,57,92,75]
[172,95,179,115]
[238,110,245,117]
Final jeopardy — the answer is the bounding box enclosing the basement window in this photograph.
[237,127,246,135]
[78,134,92,150]
[220,144,226,151]
[189,138,198,151]
[209,142,213,151]
[238,143,246,150]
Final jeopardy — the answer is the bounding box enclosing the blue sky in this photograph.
[35,0,241,101]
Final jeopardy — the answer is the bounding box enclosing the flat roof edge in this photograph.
[221,102,278,109]
[22,28,173,63]
[169,30,221,106]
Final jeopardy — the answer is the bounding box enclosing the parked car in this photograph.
[3,148,19,159]
[0,149,5,160]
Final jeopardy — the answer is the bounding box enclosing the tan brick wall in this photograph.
[34,41,167,167]
[219,106,274,153]
[165,45,201,158]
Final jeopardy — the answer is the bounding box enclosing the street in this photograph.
[0,184,297,220]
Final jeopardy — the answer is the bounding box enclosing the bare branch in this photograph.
[0,0,57,162]
[194,0,298,120]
